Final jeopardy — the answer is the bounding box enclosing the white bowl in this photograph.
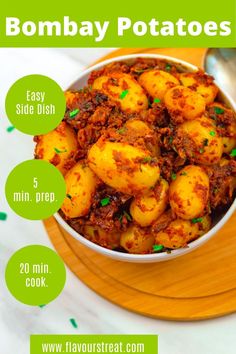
[55,54,236,263]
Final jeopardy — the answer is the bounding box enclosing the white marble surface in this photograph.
[1,48,236,354]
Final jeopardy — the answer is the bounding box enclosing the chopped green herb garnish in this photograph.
[120,89,129,99]
[154,98,161,103]
[69,318,78,329]
[6,125,15,133]
[0,212,7,221]
[214,107,224,115]
[142,156,153,163]
[54,148,67,154]
[117,127,126,134]
[171,173,177,180]
[169,136,173,144]
[153,244,164,252]
[165,64,172,71]
[123,211,132,221]
[134,68,146,73]
[66,194,72,200]
[230,148,236,157]
[191,217,203,224]
[199,148,204,154]
[180,171,187,176]
[209,131,216,137]
[100,197,110,207]
[69,108,80,119]
[203,139,209,146]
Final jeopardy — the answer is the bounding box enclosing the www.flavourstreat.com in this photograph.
[41,340,145,353]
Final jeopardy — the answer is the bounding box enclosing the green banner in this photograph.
[0,0,236,47]
[30,335,158,354]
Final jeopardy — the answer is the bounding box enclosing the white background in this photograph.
[0,48,236,354]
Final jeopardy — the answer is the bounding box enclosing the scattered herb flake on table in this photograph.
[6,126,15,133]
[0,212,7,221]
[69,318,78,329]
[120,90,129,99]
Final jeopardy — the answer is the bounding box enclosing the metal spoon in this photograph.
[204,48,236,101]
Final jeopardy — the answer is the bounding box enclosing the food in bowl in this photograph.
[34,57,236,255]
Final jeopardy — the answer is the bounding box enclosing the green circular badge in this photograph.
[5,160,66,220]
[5,245,66,306]
[5,74,66,135]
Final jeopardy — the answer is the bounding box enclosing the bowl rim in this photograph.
[55,53,236,262]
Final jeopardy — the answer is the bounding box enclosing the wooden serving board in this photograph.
[44,48,236,321]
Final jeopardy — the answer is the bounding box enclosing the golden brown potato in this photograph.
[35,122,78,175]
[169,165,209,220]
[61,162,97,218]
[88,139,160,195]
[83,225,120,249]
[92,73,148,112]
[155,215,211,249]
[177,117,223,164]
[124,119,160,156]
[164,85,206,123]
[64,91,78,107]
[120,225,155,254]
[130,179,169,227]
[179,72,218,104]
[208,102,236,153]
[138,69,179,100]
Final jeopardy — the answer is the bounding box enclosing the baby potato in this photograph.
[120,225,155,254]
[83,225,120,249]
[155,215,211,249]
[209,102,236,153]
[164,85,206,122]
[130,179,169,227]
[178,117,223,164]
[155,219,199,249]
[35,122,78,175]
[61,162,97,218]
[64,90,78,107]
[138,69,179,100]
[125,119,160,156]
[88,139,160,195]
[179,72,218,104]
[92,73,148,112]
[169,165,209,220]
[125,119,152,135]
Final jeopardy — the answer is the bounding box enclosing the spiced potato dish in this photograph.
[34,57,236,255]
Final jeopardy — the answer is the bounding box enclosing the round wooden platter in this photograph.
[44,48,236,321]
